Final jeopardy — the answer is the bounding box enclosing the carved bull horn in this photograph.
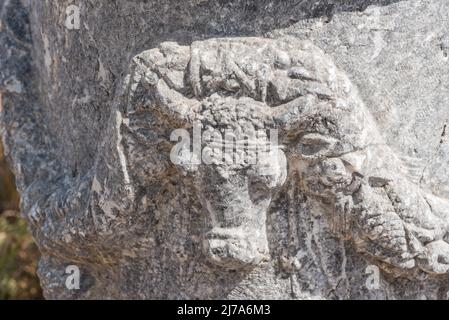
[121,48,201,127]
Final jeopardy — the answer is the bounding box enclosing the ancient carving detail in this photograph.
[19,37,449,276]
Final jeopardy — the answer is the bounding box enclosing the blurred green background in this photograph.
[0,141,43,299]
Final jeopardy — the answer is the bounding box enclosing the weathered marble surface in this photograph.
[1,0,449,299]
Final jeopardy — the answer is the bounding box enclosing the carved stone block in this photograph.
[2,0,449,299]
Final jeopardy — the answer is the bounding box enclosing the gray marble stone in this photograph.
[1,0,449,299]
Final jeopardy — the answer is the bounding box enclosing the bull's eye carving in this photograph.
[297,133,337,158]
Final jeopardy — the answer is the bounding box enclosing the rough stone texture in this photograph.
[1,0,449,299]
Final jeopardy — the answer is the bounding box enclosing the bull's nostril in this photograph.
[203,227,269,269]
[212,247,224,256]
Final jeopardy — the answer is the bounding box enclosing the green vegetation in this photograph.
[0,142,42,300]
